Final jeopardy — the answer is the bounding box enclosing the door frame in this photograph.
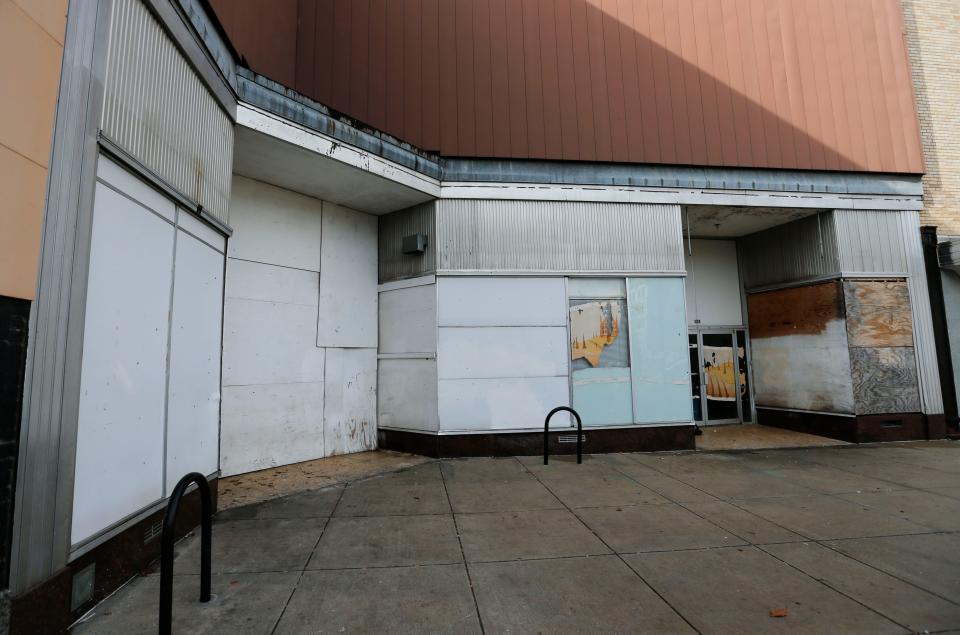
[690,327,748,425]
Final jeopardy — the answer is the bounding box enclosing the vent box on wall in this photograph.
[402,234,428,255]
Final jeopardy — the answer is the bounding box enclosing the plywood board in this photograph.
[317,202,378,347]
[437,277,566,327]
[850,346,921,415]
[166,231,223,492]
[843,280,914,348]
[378,358,439,432]
[323,348,377,455]
[748,281,844,339]
[378,282,437,354]
[437,376,571,431]
[437,326,568,380]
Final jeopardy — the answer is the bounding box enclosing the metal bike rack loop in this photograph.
[544,406,583,465]
[159,472,212,635]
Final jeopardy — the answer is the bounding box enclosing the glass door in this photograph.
[700,331,740,423]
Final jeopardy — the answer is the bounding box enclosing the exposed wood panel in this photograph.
[210,0,924,173]
[747,281,844,339]
[849,346,921,415]
[843,280,914,348]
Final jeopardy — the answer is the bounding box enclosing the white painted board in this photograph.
[437,277,566,326]
[220,380,326,476]
[317,202,378,347]
[323,348,377,455]
[438,377,571,431]
[226,258,319,307]
[379,282,437,354]
[72,183,174,544]
[378,358,439,432]
[222,296,325,386]
[97,156,176,222]
[437,327,568,380]
[165,230,223,492]
[228,176,323,271]
[684,239,743,326]
[177,209,226,253]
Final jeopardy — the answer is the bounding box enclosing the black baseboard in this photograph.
[378,425,695,458]
[757,408,943,443]
[10,479,218,635]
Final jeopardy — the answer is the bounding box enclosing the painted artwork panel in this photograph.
[569,299,629,370]
[627,278,692,423]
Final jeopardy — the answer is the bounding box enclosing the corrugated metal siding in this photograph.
[210,0,922,174]
[379,201,437,282]
[834,210,910,273]
[833,209,942,414]
[740,213,841,290]
[435,200,683,273]
[101,0,234,223]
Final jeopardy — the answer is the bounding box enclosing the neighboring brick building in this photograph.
[903,0,960,236]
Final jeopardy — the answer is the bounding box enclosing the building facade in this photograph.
[1,0,956,632]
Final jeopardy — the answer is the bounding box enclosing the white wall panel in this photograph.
[437,277,566,326]
[438,377,571,431]
[177,209,226,253]
[220,381,325,476]
[323,348,377,455]
[378,359,439,432]
[228,176,323,271]
[97,156,176,222]
[226,258,318,307]
[72,183,174,544]
[685,240,743,326]
[222,297,325,386]
[317,202,378,347]
[437,327,568,380]
[165,231,223,491]
[379,282,437,354]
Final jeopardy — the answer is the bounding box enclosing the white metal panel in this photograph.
[220,381,325,476]
[72,183,174,544]
[685,240,743,326]
[165,231,223,492]
[227,176,324,272]
[378,359,440,432]
[323,348,378,455]
[226,258,319,307]
[942,270,960,408]
[222,297,325,386]
[101,0,233,222]
[437,327,568,380]
[437,277,567,326]
[317,202,378,347]
[177,209,226,253]
[438,377,571,431]
[96,156,176,222]
[379,282,437,354]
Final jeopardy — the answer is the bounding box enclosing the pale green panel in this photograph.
[628,278,693,423]
[572,367,633,426]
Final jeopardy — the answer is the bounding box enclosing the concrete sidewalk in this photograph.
[74,441,960,634]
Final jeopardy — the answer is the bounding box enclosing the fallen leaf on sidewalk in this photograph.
[769,608,789,618]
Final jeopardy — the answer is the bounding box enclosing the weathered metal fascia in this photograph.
[237,70,442,180]
[440,158,924,197]
[939,239,960,271]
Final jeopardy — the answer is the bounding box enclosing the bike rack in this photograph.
[544,406,583,465]
[160,472,212,635]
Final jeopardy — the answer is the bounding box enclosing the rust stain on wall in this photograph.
[747,282,844,339]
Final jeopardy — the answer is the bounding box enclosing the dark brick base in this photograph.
[757,408,945,444]
[378,425,695,458]
[10,479,217,635]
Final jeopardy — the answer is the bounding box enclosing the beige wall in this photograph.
[0,0,67,300]
[903,0,960,237]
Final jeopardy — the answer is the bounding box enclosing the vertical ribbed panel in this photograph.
[434,200,683,273]
[740,213,841,290]
[833,209,942,414]
[101,0,233,223]
[378,201,437,282]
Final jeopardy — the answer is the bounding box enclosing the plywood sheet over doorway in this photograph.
[747,281,855,414]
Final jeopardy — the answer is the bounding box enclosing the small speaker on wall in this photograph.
[402,233,428,255]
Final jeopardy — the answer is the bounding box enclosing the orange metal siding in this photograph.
[210,0,924,173]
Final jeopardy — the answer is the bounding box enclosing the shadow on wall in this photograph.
[209,0,922,173]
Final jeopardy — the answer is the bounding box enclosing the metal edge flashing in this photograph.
[141,0,238,119]
[237,71,442,180]
[98,134,233,236]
